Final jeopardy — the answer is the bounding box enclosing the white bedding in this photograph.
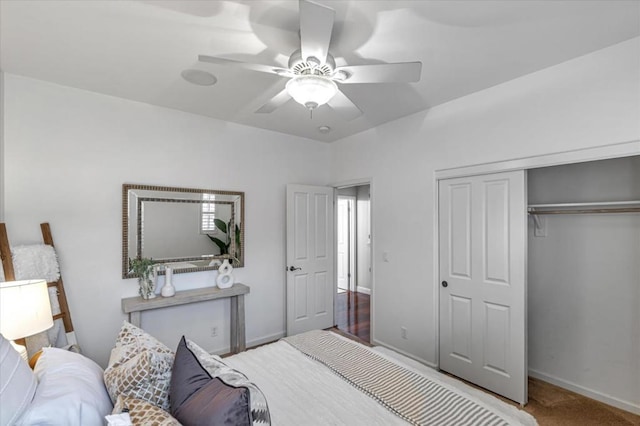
[225,339,408,425]
[225,335,537,426]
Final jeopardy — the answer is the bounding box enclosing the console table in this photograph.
[121,284,250,353]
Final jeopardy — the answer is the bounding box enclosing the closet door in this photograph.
[439,170,527,404]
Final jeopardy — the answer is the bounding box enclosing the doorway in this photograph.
[335,185,371,342]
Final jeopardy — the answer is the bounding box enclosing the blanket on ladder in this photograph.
[284,330,511,426]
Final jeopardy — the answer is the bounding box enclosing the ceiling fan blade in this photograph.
[199,55,292,77]
[334,62,422,84]
[255,88,292,113]
[299,0,335,65]
[327,90,362,121]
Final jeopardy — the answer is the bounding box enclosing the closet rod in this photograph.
[528,200,640,209]
[528,207,640,215]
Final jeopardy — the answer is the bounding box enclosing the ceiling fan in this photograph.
[198,0,422,120]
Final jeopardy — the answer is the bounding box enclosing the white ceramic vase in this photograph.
[139,277,155,299]
[216,259,235,289]
[161,267,176,297]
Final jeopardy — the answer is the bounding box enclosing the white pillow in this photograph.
[0,334,36,426]
[16,347,113,426]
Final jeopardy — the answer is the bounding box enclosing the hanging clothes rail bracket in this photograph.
[531,214,546,237]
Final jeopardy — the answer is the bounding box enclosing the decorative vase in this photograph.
[139,277,156,299]
[216,258,235,289]
[161,267,176,297]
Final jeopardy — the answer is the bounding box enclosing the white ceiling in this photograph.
[1,1,639,142]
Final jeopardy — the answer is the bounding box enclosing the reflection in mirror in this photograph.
[122,184,244,278]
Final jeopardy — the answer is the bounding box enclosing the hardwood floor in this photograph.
[332,291,640,425]
[335,290,370,342]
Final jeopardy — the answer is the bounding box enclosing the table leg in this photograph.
[129,311,141,328]
[230,295,246,353]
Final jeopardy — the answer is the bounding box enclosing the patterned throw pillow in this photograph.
[115,321,173,355]
[186,338,271,425]
[103,321,174,411]
[113,395,180,426]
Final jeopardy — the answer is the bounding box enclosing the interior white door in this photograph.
[286,184,335,336]
[438,170,527,404]
[337,198,349,291]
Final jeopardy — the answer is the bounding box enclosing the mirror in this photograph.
[122,184,244,278]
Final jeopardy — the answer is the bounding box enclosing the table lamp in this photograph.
[0,279,53,362]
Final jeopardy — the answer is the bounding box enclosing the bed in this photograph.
[225,331,536,426]
[1,320,537,426]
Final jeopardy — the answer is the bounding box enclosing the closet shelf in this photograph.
[528,200,640,219]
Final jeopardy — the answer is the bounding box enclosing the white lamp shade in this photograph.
[286,75,337,109]
[0,279,53,340]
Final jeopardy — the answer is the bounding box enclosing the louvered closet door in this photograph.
[439,170,527,404]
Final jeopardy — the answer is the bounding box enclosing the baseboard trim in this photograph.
[528,368,640,415]
[247,331,285,349]
[356,286,371,295]
[371,338,437,369]
[210,331,285,356]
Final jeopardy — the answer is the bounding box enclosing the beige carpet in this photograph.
[523,378,640,426]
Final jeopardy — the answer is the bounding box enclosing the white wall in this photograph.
[528,156,640,411]
[0,72,4,222]
[330,37,640,370]
[3,74,330,366]
[356,185,371,293]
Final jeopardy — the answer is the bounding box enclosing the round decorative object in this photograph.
[218,259,233,275]
[216,259,234,289]
[216,273,235,289]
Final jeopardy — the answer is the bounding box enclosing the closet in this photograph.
[438,153,639,413]
[527,155,639,413]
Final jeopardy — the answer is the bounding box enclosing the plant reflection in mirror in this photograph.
[206,218,241,265]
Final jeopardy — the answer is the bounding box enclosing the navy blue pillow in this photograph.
[170,336,251,426]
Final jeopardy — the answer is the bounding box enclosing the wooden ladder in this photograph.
[0,223,76,347]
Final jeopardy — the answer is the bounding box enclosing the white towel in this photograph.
[3,244,67,353]
[11,244,60,283]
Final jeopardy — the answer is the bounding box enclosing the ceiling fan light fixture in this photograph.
[286,75,337,110]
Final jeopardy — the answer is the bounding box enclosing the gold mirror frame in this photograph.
[122,184,244,278]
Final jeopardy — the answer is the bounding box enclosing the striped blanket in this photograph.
[284,330,511,426]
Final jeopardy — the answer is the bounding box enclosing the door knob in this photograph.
[441,281,448,288]
[288,266,302,272]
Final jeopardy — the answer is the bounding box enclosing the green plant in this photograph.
[129,257,156,298]
[206,218,241,260]
[129,257,155,280]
